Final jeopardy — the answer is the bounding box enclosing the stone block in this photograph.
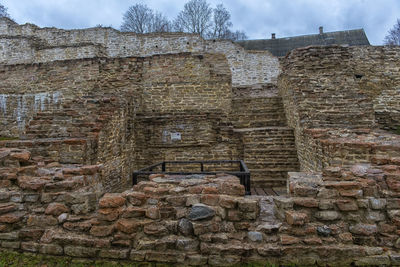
[90,225,114,237]
[369,198,386,210]
[0,212,25,223]
[98,193,125,208]
[99,249,129,259]
[238,199,258,212]
[45,203,69,216]
[21,242,40,252]
[143,223,168,236]
[115,218,141,234]
[178,218,194,236]
[335,200,358,211]
[176,237,199,251]
[39,244,63,255]
[187,204,215,221]
[65,246,98,257]
[200,194,219,206]
[349,223,377,236]
[315,211,340,221]
[218,195,237,209]
[248,231,263,242]
[208,255,241,266]
[185,254,208,266]
[293,197,319,208]
[122,207,145,218]
[145,206,160,219]
[280,235,300,245]
[145,251,182,263]
[285,211,308,225]
[1,241,20,249]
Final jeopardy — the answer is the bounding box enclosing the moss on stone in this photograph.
[0,136,19,141]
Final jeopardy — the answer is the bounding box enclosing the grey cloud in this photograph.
[3,0,400,44]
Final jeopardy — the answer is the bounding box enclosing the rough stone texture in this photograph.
[279,45,400,172]
[0,17,279,87]
[0,19,399,266]
[0,163,399,265]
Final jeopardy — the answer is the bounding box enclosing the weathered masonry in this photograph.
[0,17,400,266]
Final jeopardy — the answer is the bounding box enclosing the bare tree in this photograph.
[150,11,172,33]
[0,2,10,18]
[173,0,212,37]
[384,19,400,45]
[120,4,171,33]
[227,30,248,41]
[210,4,232,39]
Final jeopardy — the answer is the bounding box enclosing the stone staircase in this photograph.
[231,97,287,128]
[232,96,299,187]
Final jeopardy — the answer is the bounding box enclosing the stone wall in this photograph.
[297,128,400,172]
[279,45,400,172]
[1,146,400,265]
[0,18,279,87]
[0,52,251,190]
[139,53,231,114]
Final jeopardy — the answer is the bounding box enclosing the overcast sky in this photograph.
[2,0,399,45]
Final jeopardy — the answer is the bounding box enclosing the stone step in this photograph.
[245,159,299,165]
[234,126,294,133]
[233,120,287,128]
[231,106,286,113]
[244,147,298,154]
[232,97,284,105]
[241,130,295,137]
[243,141,296,147]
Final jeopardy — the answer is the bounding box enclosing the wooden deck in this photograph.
[251,187,287,196]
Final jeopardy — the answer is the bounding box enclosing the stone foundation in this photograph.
[1,145,400,265]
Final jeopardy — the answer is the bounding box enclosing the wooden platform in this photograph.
[251,187,287,196]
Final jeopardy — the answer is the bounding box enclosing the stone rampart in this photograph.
[0,18,279,87]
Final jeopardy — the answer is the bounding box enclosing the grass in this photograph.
[395,126,400,135]
[0,136,19,141]
[0,250,296,267]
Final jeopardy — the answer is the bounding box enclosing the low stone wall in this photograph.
[296,128,400,172]
[1,146,400,265]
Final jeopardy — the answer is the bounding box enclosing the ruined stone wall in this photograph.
[297,128,400,172]
[139,53,232,114]
[279,45,400,172]
[1,146,400,265]
[134,114,240,173]
[0,52,242,190]
[0,18,279,87]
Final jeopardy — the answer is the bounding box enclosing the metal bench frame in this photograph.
[133,160,251,195]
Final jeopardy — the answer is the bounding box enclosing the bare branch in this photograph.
[384,19,400,45]
[210,4,232,39]
[0,2,10,18]
[173,0,212,37]
[120,4,171,33]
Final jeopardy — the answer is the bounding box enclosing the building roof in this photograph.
[236,27,370,57]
